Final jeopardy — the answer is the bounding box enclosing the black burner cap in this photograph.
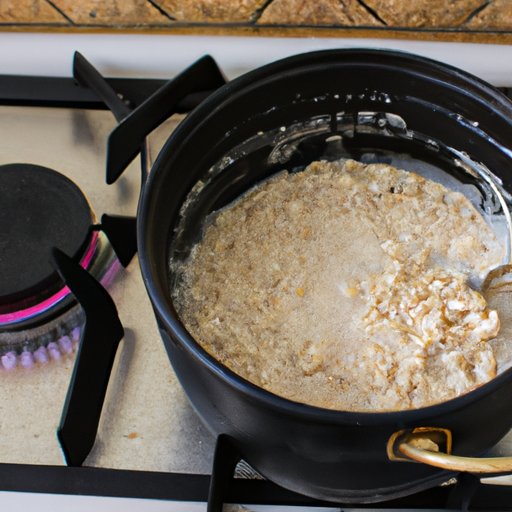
[0,164,93,311]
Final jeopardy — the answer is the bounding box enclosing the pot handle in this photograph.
[388,428,512,474]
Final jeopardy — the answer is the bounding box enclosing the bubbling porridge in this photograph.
[172,159,511,411]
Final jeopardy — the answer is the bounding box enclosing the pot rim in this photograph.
[139,48,512,427]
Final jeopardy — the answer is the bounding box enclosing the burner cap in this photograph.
[0,164,93,311]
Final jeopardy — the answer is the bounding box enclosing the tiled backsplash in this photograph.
[1,0,512,44]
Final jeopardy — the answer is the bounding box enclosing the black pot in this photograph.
[133,49,512,503]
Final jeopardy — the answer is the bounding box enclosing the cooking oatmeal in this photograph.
[172,159,506,411]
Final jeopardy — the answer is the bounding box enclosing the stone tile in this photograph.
[155,0,267,22]
[364,0,483,27]
[257,0,382,26]
[51,0,172,25]
[466,0,512,30]
[0,0,68,24]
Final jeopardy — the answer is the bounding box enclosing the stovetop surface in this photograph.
[0,104,216,474]
[2,73,512,511]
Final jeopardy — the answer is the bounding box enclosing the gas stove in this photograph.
[2,50,512,512]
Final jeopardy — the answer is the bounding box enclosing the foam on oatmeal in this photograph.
[173,159,506,411]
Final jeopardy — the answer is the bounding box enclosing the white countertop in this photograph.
[0,32,512,86]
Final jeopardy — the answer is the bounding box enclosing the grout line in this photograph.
[1,21,512,36]
[250,0,276,24]
[44,0,75,25]
[146,0,177,21]
[354,0,387,26]
[463,0,492,25]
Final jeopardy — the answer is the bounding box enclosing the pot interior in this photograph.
[169,110,512,283]
[141,49,512,397]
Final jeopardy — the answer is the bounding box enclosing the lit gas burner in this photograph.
[0,163,120,368]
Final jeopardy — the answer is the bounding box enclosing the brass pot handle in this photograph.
[388,427,512,474]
